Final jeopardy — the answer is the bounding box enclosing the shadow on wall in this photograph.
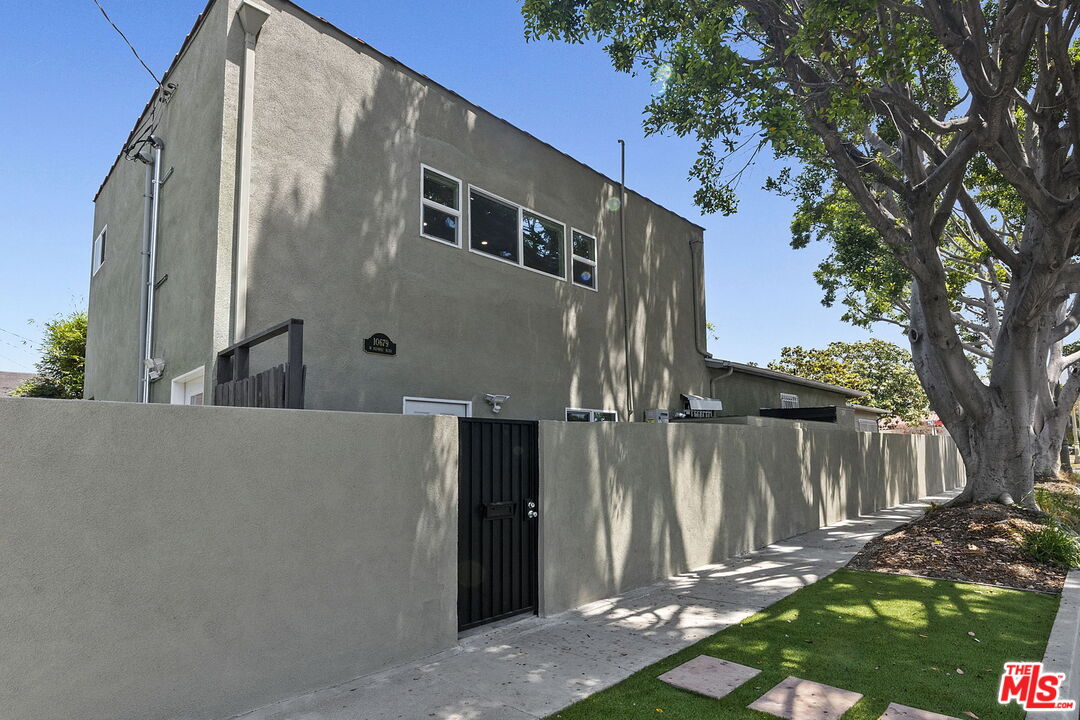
[0,398,459,720]
[541,420,964,614]
[245,13,703,416]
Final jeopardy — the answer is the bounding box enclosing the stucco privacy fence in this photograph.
[0,397,964,720]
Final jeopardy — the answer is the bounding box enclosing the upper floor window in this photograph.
[420,166,461,246]
[470,188,519,262]
[571,230,597,290]
[522,211,564,278]
[780,393,800,409]
[92,226,107,275]
[469,186,567,280]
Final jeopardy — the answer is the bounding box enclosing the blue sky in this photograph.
[0,0,888,373]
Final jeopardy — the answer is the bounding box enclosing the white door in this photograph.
[402,397,471,417]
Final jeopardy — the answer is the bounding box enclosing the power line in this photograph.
[91,0,163,89]
[0,326,34,343]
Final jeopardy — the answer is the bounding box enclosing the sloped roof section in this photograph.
[705,358,866,398]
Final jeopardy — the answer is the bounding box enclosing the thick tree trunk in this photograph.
[950,405,1037,506]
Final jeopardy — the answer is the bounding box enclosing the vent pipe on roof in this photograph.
[232,0,272,342]
[618,139,636,422]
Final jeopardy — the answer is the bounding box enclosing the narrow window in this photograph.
[780,393,800,409]
[420,166,461,246]
[470,189,519,262]
[92,226,107,275]
[522,211,565,278]
[571,230,597,290]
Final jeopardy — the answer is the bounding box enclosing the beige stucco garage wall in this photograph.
[539,418,965,613]
[0,397,457,720]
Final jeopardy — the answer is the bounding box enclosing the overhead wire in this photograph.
[91,0,163,89]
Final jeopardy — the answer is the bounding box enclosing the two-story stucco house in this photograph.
[85,0,876,426]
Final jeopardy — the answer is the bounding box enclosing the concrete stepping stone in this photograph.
[748,676,863,719]
[879,703,962,720]
[657,655,760,699]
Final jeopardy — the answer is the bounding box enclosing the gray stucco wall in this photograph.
[709,368,856,417]
[86,0,233,404]
[539,417,965,613]
[0,398,457,720]
[233,0,711,421]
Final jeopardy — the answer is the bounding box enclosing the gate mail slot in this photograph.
[483,501,516,519]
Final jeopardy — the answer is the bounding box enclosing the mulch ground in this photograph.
[848,503,1068,594]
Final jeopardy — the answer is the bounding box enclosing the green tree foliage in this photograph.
[769,340,929,423]
[522,0,1080,503]
[12,311,87,399]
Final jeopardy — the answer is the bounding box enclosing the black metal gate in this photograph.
[457,418,539,631]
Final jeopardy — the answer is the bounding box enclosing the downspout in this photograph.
[136,150,154,401]
[618,139,636,422]
[709,363,734,396]
[232,0,272,342]
[689,238,710,358]
[142,136,164,403]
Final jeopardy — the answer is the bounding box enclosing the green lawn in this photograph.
[548,570,1059,720]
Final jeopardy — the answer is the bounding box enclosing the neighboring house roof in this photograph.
[705,358,867,399]
[849,404,891,415]
[0,371,35,396]
[94,0,706,232]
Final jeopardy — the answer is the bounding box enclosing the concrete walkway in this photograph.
[238,492,957,720]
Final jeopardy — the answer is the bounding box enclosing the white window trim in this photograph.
[521,207,567,280]
[467,184,567,282]
[565,407,619,422]
[779,392,800,409]
[419,164,462,247]
[570,227,598,292]
[402,396,473,417]
[170,366,206,405]
[91,225,107,276]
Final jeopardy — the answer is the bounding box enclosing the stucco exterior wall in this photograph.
[0,398,458,720]
[86,0,233,404]
[234,0,710,420]
[539,418,965,613]
[709,368,855,416]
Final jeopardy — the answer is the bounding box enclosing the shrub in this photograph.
[1023,524,1080,568]
[1036,488,1080,532]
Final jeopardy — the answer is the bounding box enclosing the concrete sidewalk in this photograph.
[238,492,957,720]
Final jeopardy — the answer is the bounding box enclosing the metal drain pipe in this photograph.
[141,136,164,403]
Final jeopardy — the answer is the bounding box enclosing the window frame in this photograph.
[91,225,107,276]
[402,396,473,417]
[170,366,206,406]
[520,207,567,280]
[565,407,619,422]
[468,184,568,281]
[779,392,800,409]
[570,228,598,292]
[419,164,462,247]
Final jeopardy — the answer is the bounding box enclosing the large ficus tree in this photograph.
[523,0,1080,506]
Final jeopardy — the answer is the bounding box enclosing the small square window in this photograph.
[92,226,107,275]
[571,230,597,290]
[420,166,461,246]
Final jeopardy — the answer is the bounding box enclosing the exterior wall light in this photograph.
[484,393,510,414]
